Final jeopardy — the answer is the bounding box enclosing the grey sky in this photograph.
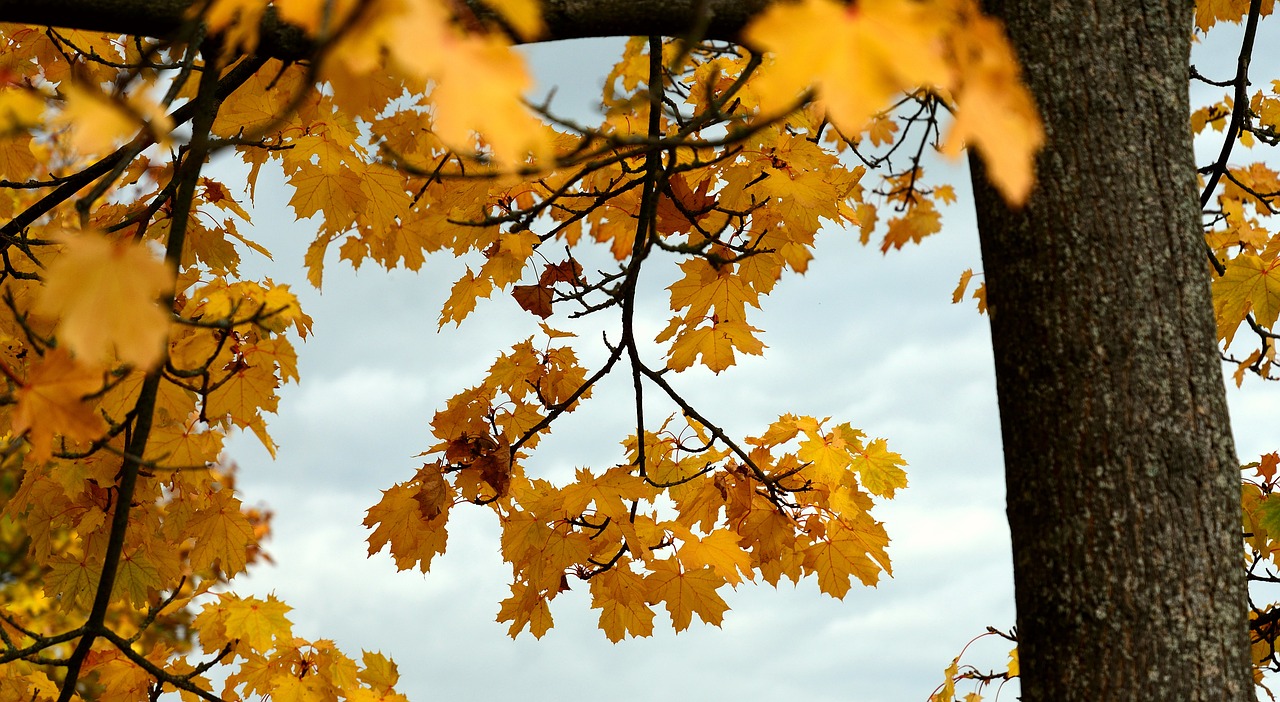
[213,23,1279,702]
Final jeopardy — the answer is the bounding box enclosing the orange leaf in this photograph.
[656,174,715,237]
[364,481,451,573]
[11,349,108,462]
[588,562,655,642]
[952,269,976,304]
[496,580,554,638]
[1257,452,1279,483]
[537,259,584,287]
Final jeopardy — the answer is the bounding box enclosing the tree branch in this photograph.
[0,0,772,57]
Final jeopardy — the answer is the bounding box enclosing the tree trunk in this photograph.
[969,1,1253,699]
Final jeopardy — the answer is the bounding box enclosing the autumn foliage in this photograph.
[0,0,1271,700]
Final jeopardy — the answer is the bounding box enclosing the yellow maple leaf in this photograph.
[204,354,279,424]
[670,523,752,585]
[939,9,1044,204]
[0,87,45,133]
[273,0,340,35]
[672,477,727,533]
[664,319,766,373]
[330,0,549,164]
[1195,0,1277,31]
[204,0,271,54]
[804,519,888,596]
[852,438,908,498]
[882,201,943,252]
[11,348,109,462]
[358,650,401,692]
[113,545,163,608]
[197,593,294,654]
[288,163,368,226]
[485,0,545,39]
[186,490,256,577]
[932,656,961,702]
[478,229,541,289]
[559,467,655,562]
[496,580,555,638]
[37,231,174,368]
[666,258,761,321]
[212,59,309,137]
[643,559,729,632]
[430,36,552,164]
[53,83,137,155]
[588,561,655,642]
[1214,252,1280,344]
[145,413,225,467]
[796,418,860,486]
[953,269,976,304]
[745,0,951,131]
[53,83,172,156]
[439,269,493,327]
[364,481,451,572]
[85,649,151,702]
[44,552,99,610]
[747,0,1040,204]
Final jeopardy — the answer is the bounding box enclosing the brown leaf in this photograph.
[412,463,450,520]
[442,433,511,498]
[444,432,498,465]
[537,259,584,287]
[475,436,513,498]
[512,284,553,319]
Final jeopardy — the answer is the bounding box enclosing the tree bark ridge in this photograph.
[969,1,1253,699]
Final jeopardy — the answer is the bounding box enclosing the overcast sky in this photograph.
[213,24,1280,702]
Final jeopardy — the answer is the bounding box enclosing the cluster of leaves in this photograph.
[1200,2,1280,684]
[0,14,399,702]
[355,4,1040,640]
[0,0,1274,696]
[0,0,1058,698]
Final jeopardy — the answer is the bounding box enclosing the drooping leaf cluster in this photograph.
[12,0,1271,699]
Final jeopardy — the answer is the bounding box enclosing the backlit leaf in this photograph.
[36,231,173,368]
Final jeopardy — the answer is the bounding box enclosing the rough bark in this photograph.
[968,1,1253,700]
